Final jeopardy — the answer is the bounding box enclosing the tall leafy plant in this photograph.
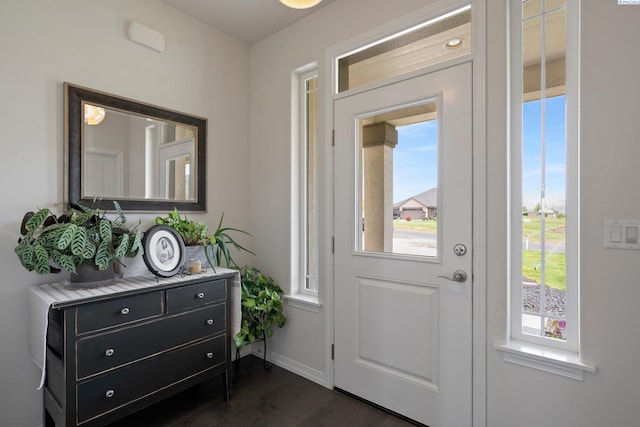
[211,212,254,269]
[235,266,287,351]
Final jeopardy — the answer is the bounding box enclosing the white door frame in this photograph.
[322,1,487,425]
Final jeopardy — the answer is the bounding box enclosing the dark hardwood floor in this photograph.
[108,355,418,427]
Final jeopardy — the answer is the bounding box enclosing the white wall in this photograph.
[248,0,432,382]
[0,1,250,425]
[3,0,639,425]
[252,0,640,426]
[485,1,640,426]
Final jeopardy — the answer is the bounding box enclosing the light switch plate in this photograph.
[604,219,640,249]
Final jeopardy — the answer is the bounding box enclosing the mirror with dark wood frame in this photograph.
[65,83,207,211]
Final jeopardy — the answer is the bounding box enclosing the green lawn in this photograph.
[393,219,438,233]
[393,216,567,290]
[522,249,566,290]
[522,216,567,290]
[522,216,566,245]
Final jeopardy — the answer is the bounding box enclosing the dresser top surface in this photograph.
[30,268,238,309]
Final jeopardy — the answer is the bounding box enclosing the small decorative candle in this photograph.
[189,258,202,274]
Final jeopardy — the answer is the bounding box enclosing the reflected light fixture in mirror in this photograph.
[84,104,105,125]
[278,0,321,9]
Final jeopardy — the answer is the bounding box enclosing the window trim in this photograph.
[501,0,594,377]
[289,64,321,308]
[511,0,577,351]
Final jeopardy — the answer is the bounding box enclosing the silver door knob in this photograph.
[438,270,468,282]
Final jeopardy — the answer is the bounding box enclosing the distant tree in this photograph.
[534,203,542,213]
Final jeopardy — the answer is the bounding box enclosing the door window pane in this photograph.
[358,101,438,257]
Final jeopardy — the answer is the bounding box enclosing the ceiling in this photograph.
[161,0,336,45]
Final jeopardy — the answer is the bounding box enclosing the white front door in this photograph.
[84,147,124,198]
[334,63,472,426]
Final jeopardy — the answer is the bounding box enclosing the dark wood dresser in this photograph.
[33,272,235,426]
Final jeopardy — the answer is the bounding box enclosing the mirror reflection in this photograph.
[65,83,207,211]
[83,104,196,201]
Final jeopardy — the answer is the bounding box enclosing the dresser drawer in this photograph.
[166,279,226,313]
[76,292,163,334]
[77,303,226,379]
[76,334,227,424]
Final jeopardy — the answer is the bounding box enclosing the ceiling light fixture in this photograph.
[278,0,322,9]
[443,38,464,49]
[84,104,106,125]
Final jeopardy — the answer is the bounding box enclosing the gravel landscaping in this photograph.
[522,278,566,318]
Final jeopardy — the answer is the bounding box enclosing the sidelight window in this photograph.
[291,65,319,299]
[510,0,579,351]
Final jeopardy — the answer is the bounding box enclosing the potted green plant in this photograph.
[155,208,216,272]
[15,201,143,286]
[234,266,287,368]
[210,212,254,269]
[155,209,254,271]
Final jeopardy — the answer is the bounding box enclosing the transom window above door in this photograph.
[336,5,471,93]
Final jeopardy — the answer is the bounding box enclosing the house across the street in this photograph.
[393,187,437,220]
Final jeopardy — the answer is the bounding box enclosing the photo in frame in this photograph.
[142,225,185,277]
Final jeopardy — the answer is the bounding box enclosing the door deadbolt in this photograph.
[453,244,467,256]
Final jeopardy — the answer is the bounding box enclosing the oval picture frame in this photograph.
[142,225,185,277]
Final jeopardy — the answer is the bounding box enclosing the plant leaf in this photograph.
[71,227,87,256]
[15,240,34,270]
[95,240,112,268]
[115,234,130,258]
[33,244,50,275]
[114,201,126,225]
[99,219,112,242]
[82,239,96,259]
[51,251,77,273]
[25,208,50,233]
[124,231,143,258]
[56,224,77,250]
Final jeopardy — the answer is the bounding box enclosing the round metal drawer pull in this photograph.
[206,352,214,359]
[206,319,214,326]
[196,292,205,299]
[121,307,130,315]
[105,348,115,357]
[105,390,115,398]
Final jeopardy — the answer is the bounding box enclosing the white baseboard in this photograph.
[250,347,327,387]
